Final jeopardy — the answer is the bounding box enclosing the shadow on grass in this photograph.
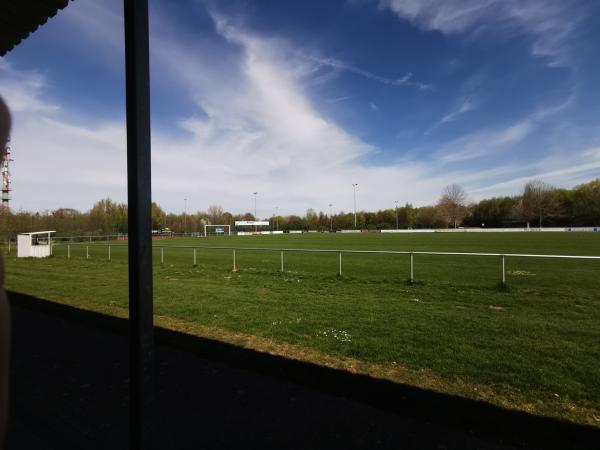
[8,291,599,450]
[495,282,511,292]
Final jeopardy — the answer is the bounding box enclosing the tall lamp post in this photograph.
[394,200,399,230]
[253,192,258,232]
[183,197,187,237]
[329,203,333,232]
[352,183,358,229]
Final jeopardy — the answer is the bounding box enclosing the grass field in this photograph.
[4,232,600,426]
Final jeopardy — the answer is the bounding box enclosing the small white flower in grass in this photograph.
[508,270,536,276]
[271,320,282,326]
[317,328,352,343]
[410,298,422,303]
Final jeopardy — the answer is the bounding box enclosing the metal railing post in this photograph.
[193,248,197,265]
[339,251,342,276]
[280,250,284,273]
[160,247,164,265]
[410,252,414,283]
[109,245,111,261]
[67,244,70,259]
[86,245,89,260]
[501,255,506,286]
[233,249,237,271]
[7,240,10,254]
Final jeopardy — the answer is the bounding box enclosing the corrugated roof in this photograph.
[0,0,70,57]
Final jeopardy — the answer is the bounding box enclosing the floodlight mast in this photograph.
[1,139,12,208]
[183,197,187,237]
[253,192,258,232]
[352,184,358,228]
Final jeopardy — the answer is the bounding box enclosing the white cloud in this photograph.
[0,61,60,113]
[470,149,600,197]
[59,0,124,67]
[438,119,533,163]
[325,96,352,104]
[440,96,476,124]
[378,0,583,67]
[303,54,432,90]
[437,94,574,162]
[425,95,478,135]
[1,68,127,211]
[147,15,448,214]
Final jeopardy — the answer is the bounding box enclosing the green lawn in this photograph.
[4,232,600,426]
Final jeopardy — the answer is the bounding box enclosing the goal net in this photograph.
[204,224,231,237]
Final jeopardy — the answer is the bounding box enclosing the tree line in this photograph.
[1,178,599,238]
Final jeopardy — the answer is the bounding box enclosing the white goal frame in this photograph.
[204,224,231,237]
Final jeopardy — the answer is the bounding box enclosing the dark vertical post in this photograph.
[124,1,154,449]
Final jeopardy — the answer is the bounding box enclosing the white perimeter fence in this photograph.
[46,243,600,287]
[4,226,598,248]
[381,227,600,233]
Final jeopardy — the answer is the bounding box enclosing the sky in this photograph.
[1,0,600,217]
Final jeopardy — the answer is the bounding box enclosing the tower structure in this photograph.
[1,139,12,208]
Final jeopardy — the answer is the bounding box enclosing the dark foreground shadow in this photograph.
[7,291,600,449]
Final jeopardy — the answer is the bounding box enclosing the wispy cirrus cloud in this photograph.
[437,93,575,162]
[470,147,600,196]
[378,0,584,67]
[303,54,433,90]
[438,120,533,163]
[439,96,477,124]
[425,95,478,135]
[0,60,60,113]
[325,95,352,104]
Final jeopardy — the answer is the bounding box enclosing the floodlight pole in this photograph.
[395,200,399,230]
[124,0,154,448]
[253,192,258,232]
[183,198,187,237]
[352,184,358,229]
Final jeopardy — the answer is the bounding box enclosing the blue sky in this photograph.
[1,0,600,217]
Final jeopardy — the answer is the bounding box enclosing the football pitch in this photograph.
[4,232,600,426]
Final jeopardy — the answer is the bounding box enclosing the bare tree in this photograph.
[206,204,224,224]
[521,180,556,229]
[438,184,468,228]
